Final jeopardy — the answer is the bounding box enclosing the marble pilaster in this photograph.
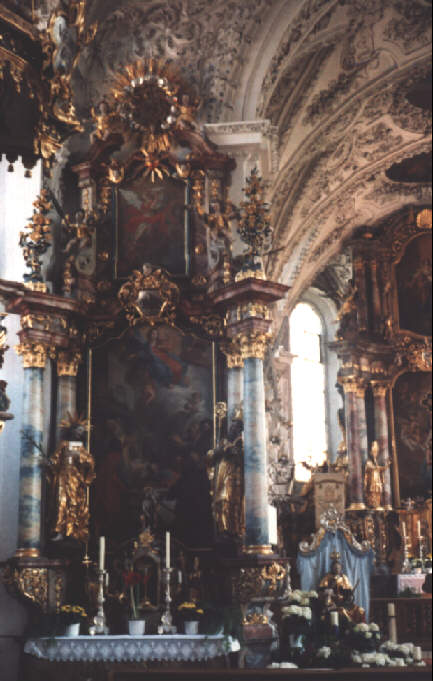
[370,260,383,333]
[16,366,44,557]
[242,354,270,551]
[224,345,244,429]
[372,382,393,510]
[356,385,369,466]
[343,381,366,510]
[56,351,80,441]
[354,257,368,332]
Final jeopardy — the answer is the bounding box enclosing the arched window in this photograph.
[290,302,327,482]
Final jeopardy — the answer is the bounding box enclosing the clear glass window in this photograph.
[290,303,327,482]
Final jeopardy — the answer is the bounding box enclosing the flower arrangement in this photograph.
[58,605,87,626]
[281,590,316,635]
[346,621,381,652]
[177,601,205,622]
[123,569,151,620]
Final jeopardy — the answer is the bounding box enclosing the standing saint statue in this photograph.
[49,414,95,543]
[207,408,244,538]
[364,441,389,510]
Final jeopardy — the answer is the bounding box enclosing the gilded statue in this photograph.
[49,414,95,543]
[318,553,365,625]
[207,410,244,537]
[364,441,390,510]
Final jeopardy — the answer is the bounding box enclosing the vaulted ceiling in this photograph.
[72,0,432,304]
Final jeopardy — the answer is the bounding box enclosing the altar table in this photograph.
[24,634,234,663]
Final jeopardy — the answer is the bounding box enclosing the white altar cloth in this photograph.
[24,635,235,663]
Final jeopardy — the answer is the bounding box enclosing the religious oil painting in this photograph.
[116,174,188,278]
[393,371,432,501]
[92,324,214,548]
[396,233,432,337]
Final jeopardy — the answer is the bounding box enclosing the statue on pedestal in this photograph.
[49,414,95,543]
[318,552,366,625]
[207,410,244,537]
[364,441,389,510]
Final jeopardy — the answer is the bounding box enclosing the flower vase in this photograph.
[184,620,199,635]
[289,634,303,649]
[128,619,146,636]
[65,623,80,637]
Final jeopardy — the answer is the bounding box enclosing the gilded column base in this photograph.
[383,505,393,511]
[243,544,274,556]
[14,547,41,559]
[347,503,366,511]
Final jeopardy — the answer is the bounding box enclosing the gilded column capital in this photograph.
[371,382,390,398]
[57,351,82,377]
[239,332,272,361]
[15,342,56,369]
[340,378,366,397]
[221,341,243,369]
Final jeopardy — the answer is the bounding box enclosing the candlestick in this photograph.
[89,568,109,635]
[387,602,397,644]
[99,536,106,571]
[165,531,171,569]
[414,647,423,662]
[160,567,174,634]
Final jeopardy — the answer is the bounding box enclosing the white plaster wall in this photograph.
[0,157,41,681]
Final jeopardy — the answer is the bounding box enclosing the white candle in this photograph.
[414,647,422,662]
[99,536,105,571]
[330,611,339,627]
[166,531,171,569]
[402,521,407,537]
[387,602,395,617]
[417,520,422,538]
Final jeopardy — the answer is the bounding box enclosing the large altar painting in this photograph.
[92,325,213,548]
[396,233,432,337]
[116,174,187,278]
[393,372,432,501]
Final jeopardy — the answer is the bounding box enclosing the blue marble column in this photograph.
[227,364,243,429]
[16,366,45,558]
[372,383,393,510]
[356,385,369,466]
[243,355,271,552]
[343,381,366,511]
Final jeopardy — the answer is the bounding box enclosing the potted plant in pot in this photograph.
[58,605,88,636]
[123,568,150,635]
[177,601,205,635]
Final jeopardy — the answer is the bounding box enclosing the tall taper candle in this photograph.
[166,531,171,569]
[99,536,106,571]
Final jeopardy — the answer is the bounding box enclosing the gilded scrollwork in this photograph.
[239,332,272,361]
[0,314,9,370]
[118,265,180,328]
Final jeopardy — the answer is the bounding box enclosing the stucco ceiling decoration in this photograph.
[75,0,278,121]
[259,0,432,303]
